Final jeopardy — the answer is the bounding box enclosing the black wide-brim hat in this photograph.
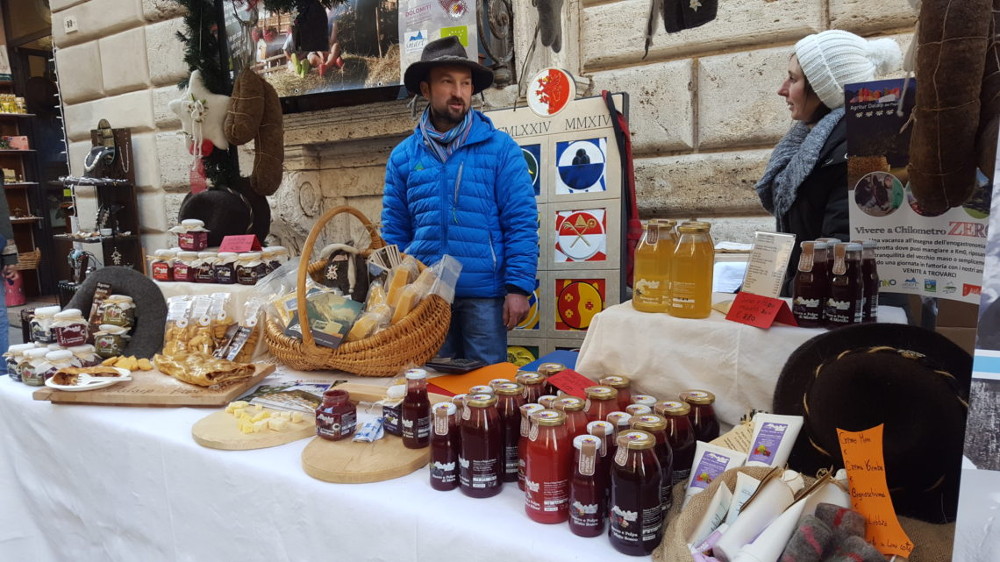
[403,35,494,96]
[773,323,971,524]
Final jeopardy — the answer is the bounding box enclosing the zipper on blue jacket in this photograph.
[488,231,497,271]
[451,162,464,224]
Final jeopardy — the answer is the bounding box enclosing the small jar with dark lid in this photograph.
[680,389,719,442]
[213,252,239,284]
[236,252,266,285]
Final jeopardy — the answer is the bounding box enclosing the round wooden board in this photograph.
[192,410,316,450]
[300,382,451,483]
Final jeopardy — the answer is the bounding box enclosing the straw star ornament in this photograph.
[169,70,230,151]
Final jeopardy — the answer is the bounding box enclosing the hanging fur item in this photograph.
[908,0,991,214]
[976,0,1000,184]
[536,0,563,53]
[224,69,284,196]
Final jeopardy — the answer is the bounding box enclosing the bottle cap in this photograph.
[617,429,656,450]
[494,382,524,396]
[465,393,498,408]
[585,385,618,400]
[404,368,428,380]
[520,403,545,417]
[555,396,585,412]
[515,371,544,386]
[531,409,567,426]
[655,400,691,416]
[630,413,667,432]
[599,375,631,389]
[45,349,75,362]
[33,306,61,317]
[536,362,566,377]
[681,390,716,405]
[573,434,602,451]
[587,420,615,437]
[632,394,657,406]
[625,404,652,416]
[432,402,457,416]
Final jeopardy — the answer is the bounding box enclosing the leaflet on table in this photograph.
[741,232,796,298]
[237,382,338,414]
[846,77,987,305]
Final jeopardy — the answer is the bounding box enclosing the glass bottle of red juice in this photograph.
[587,420,615,507]
[555,396,589,438]
[680,390,719,442]
[569,434,606,537]
[459,393,503,498]
[631,413,674,512]
[401,368,431,449]
[584,385,619,423]
[600,375,633,410]
[495,381,526,483]
[518,403,545,491]
[525,409,572,524]
[515,371,545,404]
[430,402,459,491]
[655,400,695,484]
[609,430,664,556]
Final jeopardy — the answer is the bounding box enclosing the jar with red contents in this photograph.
[655,400,696,484]
[537,362,566,395]
[606,411,632,434]
[587,420,615,507]
[518,403,545,490]
[569,434,605,537]
[150,249,176,281]
[680,389,720,442]
[402,368,431,449]
[584,385,619,423]
[173,251,199,282]
[315,389,357,441]
[555,396,589,438]
[459,393,503,498]
[515,371,545,404]
[609,430,664,556]
[631,413,674,512]
[430,402,460,491]
[525,409,572,524]
[494,382,525,483]
[600,375,633,410]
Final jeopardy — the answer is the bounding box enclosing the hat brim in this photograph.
[404,57,494,96]
[773,323,972,522]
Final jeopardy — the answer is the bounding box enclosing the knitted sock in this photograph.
[779,515,833,562]
[823,535,887,562]
[814,503,867,548]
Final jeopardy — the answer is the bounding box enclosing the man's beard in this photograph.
[430,99,469,130]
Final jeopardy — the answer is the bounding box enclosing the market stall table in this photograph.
[0,369,640,561]
[576,295,907,427]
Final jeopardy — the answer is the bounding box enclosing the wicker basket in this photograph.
[264,205,451,376]
[14,248,41,271]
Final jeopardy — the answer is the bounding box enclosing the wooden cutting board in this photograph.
[301,383,450,484]
[192,410,316,450]
[31,363,275,407]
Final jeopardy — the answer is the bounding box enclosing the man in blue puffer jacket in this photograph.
[382,36,539,365]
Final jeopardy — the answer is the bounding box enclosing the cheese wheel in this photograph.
[391,285,422,324]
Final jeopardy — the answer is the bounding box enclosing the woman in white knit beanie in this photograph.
[756,30,902,296]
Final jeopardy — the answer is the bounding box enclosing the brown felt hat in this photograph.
[772,324,971,523]
[403,36,493,96]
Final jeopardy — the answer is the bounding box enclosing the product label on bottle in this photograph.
[673,468,691,485]
[869,293,879,320]
[55,323,88,347]
[641,505,664,542]
[690,451,732,490]
[570,501,600,528]
[792,297,822,321]
[152,262,172,281]
[611,503,659,546]
[825,297,860,325]
[614,446,629,466]
[459,456,499,489]
[504,445,519,475]
[316,410,356,439]
[430,460,457,484]
[747,422,788,465]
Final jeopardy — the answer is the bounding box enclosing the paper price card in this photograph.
[837,424,914,558]
[546,369,595,399]
[725,291,797,329]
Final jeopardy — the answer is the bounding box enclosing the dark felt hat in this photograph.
[773,323,971,523]
[403,35,494,96]
[178,180,271,247]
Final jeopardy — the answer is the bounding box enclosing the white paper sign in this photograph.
[741,232,796,298]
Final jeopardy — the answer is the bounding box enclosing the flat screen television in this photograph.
[221,0,404,113]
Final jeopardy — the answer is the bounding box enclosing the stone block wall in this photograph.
[49,0,918,255]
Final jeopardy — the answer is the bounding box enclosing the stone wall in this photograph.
[49,0,918,254]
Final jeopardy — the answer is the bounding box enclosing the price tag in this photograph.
[219,234,262,253]
[546,368,595,399]
[837,424,914,558]
[725,291,797,329]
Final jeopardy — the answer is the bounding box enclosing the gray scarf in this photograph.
[755,107,845,228]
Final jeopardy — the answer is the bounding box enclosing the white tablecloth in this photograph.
[576,297,907,427]
[0,369,640,562]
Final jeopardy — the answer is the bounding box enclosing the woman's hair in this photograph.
[802,77,832,125]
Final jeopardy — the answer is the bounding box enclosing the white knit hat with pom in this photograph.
[794,30,903,109]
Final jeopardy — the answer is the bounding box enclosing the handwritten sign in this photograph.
[725,291,797,329]
[837,424,914,558]
[546,368,596,399]
[741,231,797,298]
[219,234,262,253]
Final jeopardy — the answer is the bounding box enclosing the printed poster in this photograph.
[398,0,477,79]
[846,79,988,305]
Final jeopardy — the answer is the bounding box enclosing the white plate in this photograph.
[44,367,132,392]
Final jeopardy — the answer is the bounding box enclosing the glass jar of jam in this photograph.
[515,371,545,404]
[430,402,460,491]
[41,350,75,382]
[29,306,61,344]
[174,251,199,282]
[600,375,633,410]
[213,252,239,285]
[402,368,431,449]
[555,396,589,439]
[4,343,35,382]
[584,385,619,423]
[537,362,566,395]
[569,434,606,537]
[655,400,696,484]
[587,420,615,507]
[193,252,218,283]
[20,348,53,386]
[680,389,720,442]
[94,324,130,358]
[315,389,357,441]
[525,409,572,524]
[630,413,675,512]
[174,218,209,250]
[459,393,503,498]
[236,252,266,285]
[610,430,664,555]
[53,308,89,348]
[68,344,101,368]
[626,404,653,417]
[518,403,545,491]
[606,411,632,434]
[100,295,135,329]
[494,382,525,483]
[149,249,176,281]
